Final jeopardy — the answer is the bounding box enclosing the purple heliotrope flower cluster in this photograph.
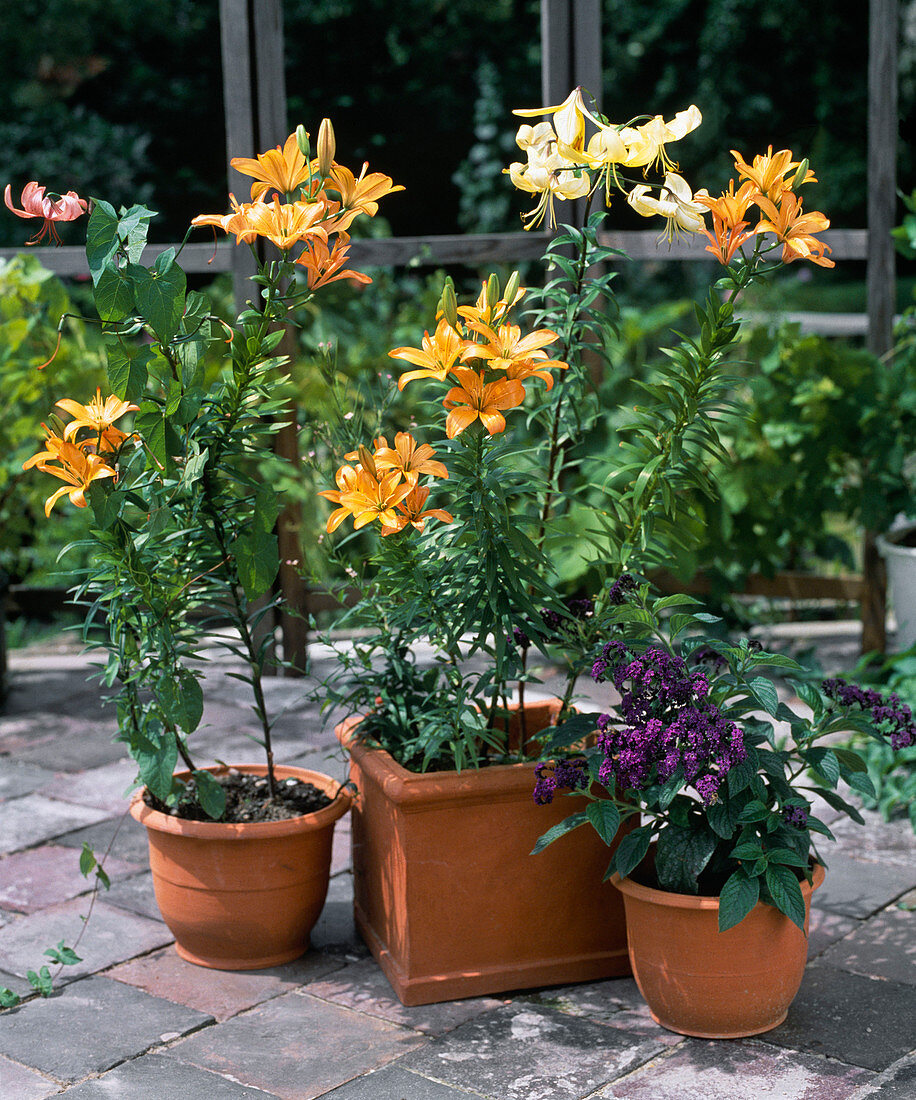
[510,596,595,652]
[532,758,589,805]
[822,678,916,750]
[590,642,746,804]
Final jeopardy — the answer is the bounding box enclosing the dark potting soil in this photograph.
[145,771,334,823]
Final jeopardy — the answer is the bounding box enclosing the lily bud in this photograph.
[295,125,310,159]
[317,118,336,177]
[504,270,521,306]
[791,158,810,191]
[357,444,378,479]
[440,278,459,329]
[486,273,500,307]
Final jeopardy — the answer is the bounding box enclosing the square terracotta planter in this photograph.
[337,701,633,1005]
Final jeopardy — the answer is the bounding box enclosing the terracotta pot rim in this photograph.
[129,763,352,839]
[611,860,825,910]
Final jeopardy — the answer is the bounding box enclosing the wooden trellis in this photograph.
[0,0,900,656]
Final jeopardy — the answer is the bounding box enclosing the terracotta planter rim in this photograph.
[129,763,352,840]
[611,860,825,910]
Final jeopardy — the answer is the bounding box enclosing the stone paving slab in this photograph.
[400,1002,668,1100]
[54,812,152,866]
[0,795,112,855]
[0,968,32,1000]
[0,844,140,913]
[304,956,505,1036]
[310,872,367,958]
[39,759,138,814]
[12,719,126,771]
[814,902,916,985]
[99,869,164,923]
[0,975,212,1083]
[596,1038,875,1099]
[0,1055,59,1099]
[109,945,344,1021]
[760,967,916,1071]
[57,1053,281,1098]
[0,898,172,982]
[319,1063,489,1099]
[523,978,682,1044]
[807,907,861,959]
[0,760,57,800]
[167,989,425,1100]
[851,1052,916,1099]
[828,812,916,870]
[813,854,914,919]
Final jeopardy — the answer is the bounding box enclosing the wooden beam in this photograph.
[541,0,572,106]
[572,0,602,108]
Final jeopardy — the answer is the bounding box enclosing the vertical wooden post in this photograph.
[219,0,308,672]
[862,0,898,654]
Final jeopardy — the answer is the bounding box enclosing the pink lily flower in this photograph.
[4,181,89,245]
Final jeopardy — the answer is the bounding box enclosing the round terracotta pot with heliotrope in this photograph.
[611,861,825,1038]
[130,764,351,970]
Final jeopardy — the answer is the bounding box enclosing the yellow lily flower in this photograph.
[457,279,526,328]
[513,87,599,153]
[626,173,707,243]
[619,105,702,172]
[55,388,139,442]
[463,322,567,390]
[331,466,414,532]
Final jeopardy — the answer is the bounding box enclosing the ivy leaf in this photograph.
[586,800,620,845]
[718,869,761,932]
[127,249,186,343]
[531,811,588,855]
[765,864,807,931]
[0,988,20,1008]
[158,670,203,734]
[44,941,82,966]
[193,770,227,821]
[79,843,97,878]
[233,526,279,600]
[134,731,178,800]
[86,199,120,283]
[27,967,54,997]
[106,342,152,402]
[94,266,134,321]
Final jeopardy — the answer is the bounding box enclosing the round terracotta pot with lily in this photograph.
[611,861,825,1038]
[130,764,351,970]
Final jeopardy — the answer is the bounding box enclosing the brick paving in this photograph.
[0,633,914,1099]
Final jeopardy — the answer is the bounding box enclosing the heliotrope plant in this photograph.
[316,88,841,776]
[534,578,916,931]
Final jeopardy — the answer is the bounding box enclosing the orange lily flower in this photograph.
[325,163,404,232]
[231,133,311,200]
[754,191,834,268]
[192,194,330,251]
[295,234,371,290]
[731,147,817,202]
[55,389,139,441]
[457,280,526,328]
[23,431,116,515]
[326,465,413,532]
[443,368,526,439]
[380,484,454,536]
[463,321,568,389]
[4,181,88,245]
[371,433,449,485]
[693,180,758,265]
[390,319,465,389]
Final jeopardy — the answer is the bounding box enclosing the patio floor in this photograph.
[0,628,914,1099]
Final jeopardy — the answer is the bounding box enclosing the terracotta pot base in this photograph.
[131,764,351,971]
